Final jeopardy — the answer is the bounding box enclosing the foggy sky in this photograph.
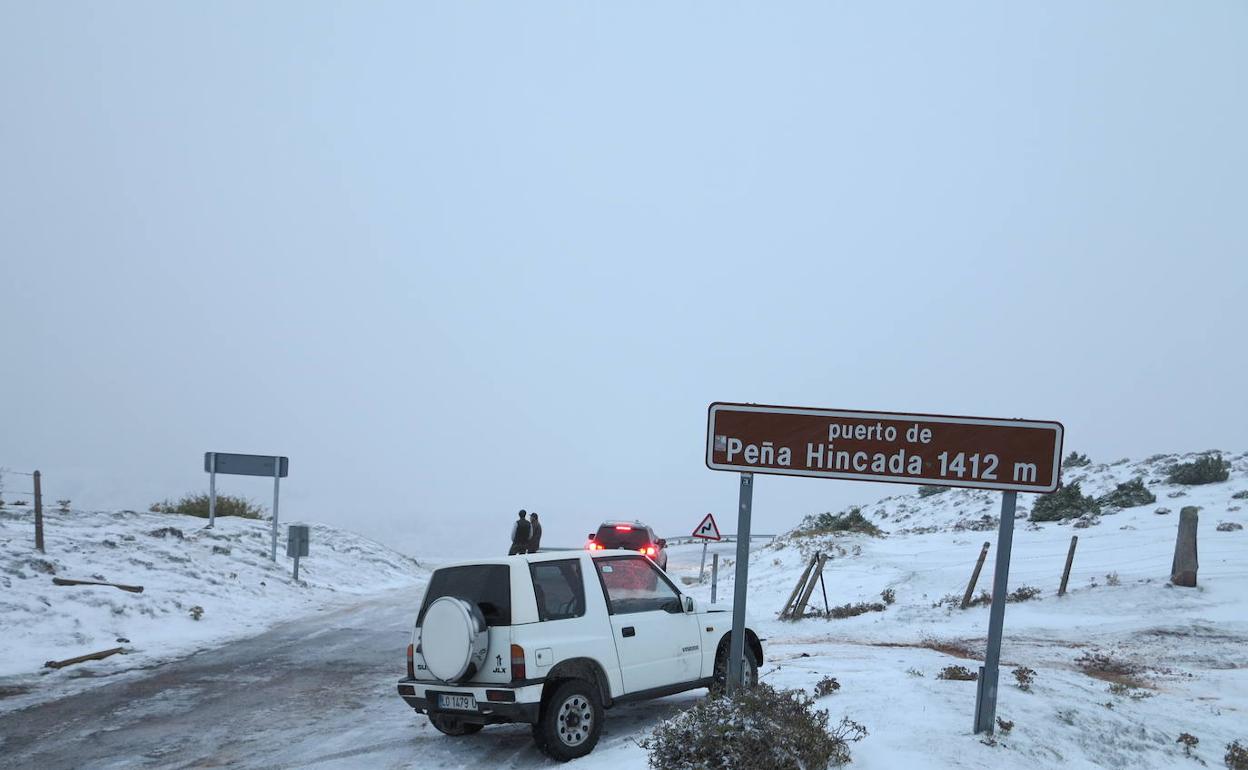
[2,2,1245,557]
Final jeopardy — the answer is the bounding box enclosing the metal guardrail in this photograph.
[664,534,777,547]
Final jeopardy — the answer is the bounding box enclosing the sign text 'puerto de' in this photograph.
[705,402,1063,493]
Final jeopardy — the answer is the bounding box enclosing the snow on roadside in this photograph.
[0,507,424,710]
[659,450,1248,769]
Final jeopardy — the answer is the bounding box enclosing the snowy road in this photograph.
[0,586,696,770]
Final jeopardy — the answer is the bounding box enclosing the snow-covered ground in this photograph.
[0,507,424,711]
[657,449,1248,769]
[1,450,1244,769]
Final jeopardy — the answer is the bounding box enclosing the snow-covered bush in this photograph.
[1226,740,1248,769]
[1064,451,1092,468]
[1031,482,1101,522]
[917,485,948,497]
[1167,454,1230,485]
[813,676,840,697]
[1099,478,1156,509]
[641,683,866,769]
[936,665,977,681]
[150,493,264,519]
[1013,666,1036,691]
[798,507,882,538]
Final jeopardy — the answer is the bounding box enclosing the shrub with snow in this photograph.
[150,493,264,519]
[1167,454,1230,486]
[937,665,978,681]
[1226,740,1248,770]
[641,683,866,769]
[1031,482,1101,522]
[1099,478,1157,509]
[1064,451,1092,468]
[799,507,883,538]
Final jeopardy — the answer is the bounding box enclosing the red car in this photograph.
[586,521,669,570]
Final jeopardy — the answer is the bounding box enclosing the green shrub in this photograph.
[826,601,886,619]
[799,507,882,537]
[1167,454,1230,486]
[1099,478,1156,509]
[150,493,264,519]
[1064,451,1092,468]
[1030,482,1100,522]
[918,485,948,498]
[1008,585,1042,603]
[641,682,866,769]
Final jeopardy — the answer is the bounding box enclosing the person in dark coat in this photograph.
[526,512,542,554]
[509,509,531,555]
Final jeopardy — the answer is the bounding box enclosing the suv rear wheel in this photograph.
[533,679,602,761]
[429,714,484,736]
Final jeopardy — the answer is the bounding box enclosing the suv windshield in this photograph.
[595,525,650,550]
[418,564,511,627]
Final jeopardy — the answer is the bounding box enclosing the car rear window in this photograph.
[595,525,650,550]
[418,564,512,627]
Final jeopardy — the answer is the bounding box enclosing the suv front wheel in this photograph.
[710,644,760,695]
[533,679,603,761]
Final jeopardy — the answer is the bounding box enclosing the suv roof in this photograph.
[434,550,639,571]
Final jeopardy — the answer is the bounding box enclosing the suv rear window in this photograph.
[418,564,511,627]
[595,525,651,550]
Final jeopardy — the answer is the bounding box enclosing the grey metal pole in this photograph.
[270,458,280,562]
[699,540,709,583]
[208,453,217,529]
[974,490,1017,734]
[711,553,719,604]
[727,472,753,693]
[293,553,300,581]
[33,470,44,553]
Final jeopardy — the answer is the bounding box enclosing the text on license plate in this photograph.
[437,694,477,711]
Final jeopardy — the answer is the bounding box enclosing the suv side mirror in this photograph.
[683,596,695,614]
[656,538,667,548]
[588,533,596,541]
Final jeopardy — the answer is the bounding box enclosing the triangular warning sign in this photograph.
[692,513,722,541]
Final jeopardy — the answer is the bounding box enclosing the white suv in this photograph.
[396,550,763,761]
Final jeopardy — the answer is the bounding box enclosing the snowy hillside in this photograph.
[0,507,423,709]
[656,450,1248,769]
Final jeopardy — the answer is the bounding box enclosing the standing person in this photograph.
[526,512,542,554]
[509,509,531,555]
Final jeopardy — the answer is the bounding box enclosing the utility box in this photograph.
[287,525,310,558]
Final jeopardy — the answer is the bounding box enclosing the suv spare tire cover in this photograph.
[422,596,489,683]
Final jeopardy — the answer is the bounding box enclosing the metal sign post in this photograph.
[271,457,281,562]
[287,524,309,580]
[203,453,289,557]
[974,491,1018,734]
[726,472,753,692]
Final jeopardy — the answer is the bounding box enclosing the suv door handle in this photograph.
[622,626,636,638]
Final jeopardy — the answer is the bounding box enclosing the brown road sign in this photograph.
[705,402,1064,493]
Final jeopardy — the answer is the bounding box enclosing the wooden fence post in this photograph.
[1171,506,1199,587]
[780,554,818,617]
[1058,535,1078,596]
[792,553,827,618]
[961,542,991,609]
[34,470,44,554]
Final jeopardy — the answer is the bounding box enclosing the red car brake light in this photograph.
[614,525,633,531]
[406,643,414,679]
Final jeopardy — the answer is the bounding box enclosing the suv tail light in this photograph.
[406,643,414,679]
[614,525,633,531]
[588,541,604,550]
[639,545,657,556]
[511,644,526,682]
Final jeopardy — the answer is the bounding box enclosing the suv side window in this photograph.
[530,559,586,622]
[594,555,682,615]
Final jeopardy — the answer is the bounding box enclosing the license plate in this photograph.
[437,694,477,712]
